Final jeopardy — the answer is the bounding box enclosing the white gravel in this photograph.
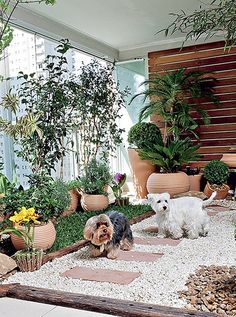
[2,208,236,308]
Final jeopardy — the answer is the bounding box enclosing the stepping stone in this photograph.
[207,210,220,216]
[143,226,159,233]
[117,250,163,262]
[209,205,230,212]
[61,267,141,285]
[134,237,180,246]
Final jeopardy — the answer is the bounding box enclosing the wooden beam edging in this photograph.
[0,284,219,317]
[43,210,155,264]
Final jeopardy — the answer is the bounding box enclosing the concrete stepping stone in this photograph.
[117,250,163,262]
[61,267,141,285]
[209,205,230,212]
[134,237,180,246]
[207,210,220,216]
[143,226,159,233]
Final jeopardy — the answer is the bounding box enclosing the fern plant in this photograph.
[138,138,200,173]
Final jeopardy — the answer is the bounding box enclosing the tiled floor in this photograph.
[0,298,115,317]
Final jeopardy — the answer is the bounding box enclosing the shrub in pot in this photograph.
[127,122,162,198]
[139,137,200,197]
[1,174,70,245]
[204,160,230,199]
[62,180,81,216]
[78,158,111,212]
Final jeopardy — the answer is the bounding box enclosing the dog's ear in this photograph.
[83,217,96,240]
[147,194,156,203]
[163,193,170,201]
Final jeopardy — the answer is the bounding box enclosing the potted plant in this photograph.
[74,60,129,168]
[185,167,203,192]
[130,67,218,142]
[127,122,162,198]
[0,207,45,272]
[16,40,79,177]
[139,137,200,197]
[204,160,230,199]
[61,180,81,217]
[110,173,129,206]
[78,158,112,212]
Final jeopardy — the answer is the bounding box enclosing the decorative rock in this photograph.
[179,265,236,316]
[0,253,17,277]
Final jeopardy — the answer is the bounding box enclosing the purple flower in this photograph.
[114,173,126,184]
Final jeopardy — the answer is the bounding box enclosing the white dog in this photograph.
[147,192,216,239]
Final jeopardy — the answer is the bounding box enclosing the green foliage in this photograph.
[130,67,217,141]
[16,40,79,174]
[1,179,70,222]
[204,160,229,185]
[49,204,151,252]
[78,158,111,195]
[75,60,129,166]
[0,90,41,139]
[128,122,162,149]
[0,0,56,55]
[162,0,236,49]
[66,179,81,190]
[0,165,17,195]
[138,138,200,173]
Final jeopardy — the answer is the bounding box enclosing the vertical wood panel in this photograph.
[148,41,236,167]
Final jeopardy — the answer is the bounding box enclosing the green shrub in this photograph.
[2,179,70,222]
[128,122,162,149]
[78,158,111,195]
[204,160,229,185]
[67,179,80,190]
[138,138,200,173]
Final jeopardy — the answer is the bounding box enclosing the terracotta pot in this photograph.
[188,174,203,192]
[81,193,109,212]
[220,153,236,168]
[61,189,80,217]
[204,182,230,199]
[128,148,156,199]
[11,220,56,251]
[147,172,189,197]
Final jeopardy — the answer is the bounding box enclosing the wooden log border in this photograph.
[0,284,218,317]
[43,210,155,264]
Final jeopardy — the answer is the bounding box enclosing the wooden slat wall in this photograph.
[148,41,236,168]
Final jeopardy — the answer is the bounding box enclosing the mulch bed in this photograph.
[180,265,236,316]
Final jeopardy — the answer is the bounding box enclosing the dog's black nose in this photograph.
[103,228,107,233]
[163,206,167,210]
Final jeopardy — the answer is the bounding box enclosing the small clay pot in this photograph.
[204,182,230,199]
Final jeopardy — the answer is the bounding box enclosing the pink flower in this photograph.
[114,173,126,184]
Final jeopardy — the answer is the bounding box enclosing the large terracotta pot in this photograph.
[220,153,236,168]
[128,148,156,199]
[204,182,229,199]
[81,193,109,212]
[188,174,203,192]
[61,189,81,217]
[11,220,56,251]
[147,172,189,197]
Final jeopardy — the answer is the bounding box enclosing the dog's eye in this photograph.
[104,222,108,227]
[96,223,100,229]
[157,200,161,203]
[165,200,168,203]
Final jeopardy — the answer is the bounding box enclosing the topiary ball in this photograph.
[204,160,229,185]
[128,122,162,150]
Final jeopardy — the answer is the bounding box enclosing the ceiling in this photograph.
[13,0,217,61]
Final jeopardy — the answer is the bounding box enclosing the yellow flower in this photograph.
[10,207,41,226]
